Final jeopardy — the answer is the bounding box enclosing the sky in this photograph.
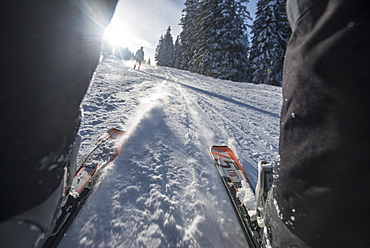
[105,0,258,62]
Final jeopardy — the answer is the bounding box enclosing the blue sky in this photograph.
[106,0,258,61]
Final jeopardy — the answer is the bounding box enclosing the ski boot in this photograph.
[0,135,81,248]
[255,160,274,228]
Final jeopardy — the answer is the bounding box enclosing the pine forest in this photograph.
[155,0,291,85]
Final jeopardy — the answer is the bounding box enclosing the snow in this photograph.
[58,57,282,247]
[236,180,257,219]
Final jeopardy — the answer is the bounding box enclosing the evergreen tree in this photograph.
[155,27,175,67]
[249,0,291,85]
[190,0,251,81]
[155,35,164,65]
[173,36,182,69]
[121,47,133,60]
[190,0,217,74]
[215,0,250,81]
[179,0,199,70]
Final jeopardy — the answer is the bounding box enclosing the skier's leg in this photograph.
[273,0,370,247]
[0,0,117,247]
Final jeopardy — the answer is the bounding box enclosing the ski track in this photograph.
[59,58,282,247]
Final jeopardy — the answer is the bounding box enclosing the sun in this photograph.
[103,22,148,57]
[104,23,129,47]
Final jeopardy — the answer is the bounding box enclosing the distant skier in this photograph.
[133,46,145,70]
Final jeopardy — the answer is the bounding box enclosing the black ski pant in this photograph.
[0,1,117,246]
[275,0,370,247]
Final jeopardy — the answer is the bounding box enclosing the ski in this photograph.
[72,128,125,195]
[42,128,125,248]
[210,146,262,248]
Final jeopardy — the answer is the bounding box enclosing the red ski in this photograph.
[210,146,262,248]
[73,128,125,194]
[43,128,125,248]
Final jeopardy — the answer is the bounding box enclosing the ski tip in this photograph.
[210,146,233,153]
[107,128,126,139]
[108,127,125,133]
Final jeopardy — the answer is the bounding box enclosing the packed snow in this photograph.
[237,180,257,219]
[59,57,282,247]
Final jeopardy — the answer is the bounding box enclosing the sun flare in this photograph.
[104,23,130,47]
[103,22,150,58]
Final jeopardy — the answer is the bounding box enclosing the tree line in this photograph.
[155,0,291,85]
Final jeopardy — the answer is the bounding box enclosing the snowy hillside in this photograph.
[59,57,282,247]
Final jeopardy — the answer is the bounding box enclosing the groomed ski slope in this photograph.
[59,57,282,247]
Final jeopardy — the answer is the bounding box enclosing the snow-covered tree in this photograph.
[155,27,175,67]
[155,35,164,65]
[249,0,291,85]
[180,0,251,82]
[205,0,250,81]
[173,36,182,69]
[179,0,199,70]
[121,47,133,60]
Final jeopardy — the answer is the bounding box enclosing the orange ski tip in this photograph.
[107,128,126,139]
[211,151,232,159]
[211,145,248,179]
[211,146,231,152]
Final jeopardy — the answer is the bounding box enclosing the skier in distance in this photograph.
[134,46,145,70]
